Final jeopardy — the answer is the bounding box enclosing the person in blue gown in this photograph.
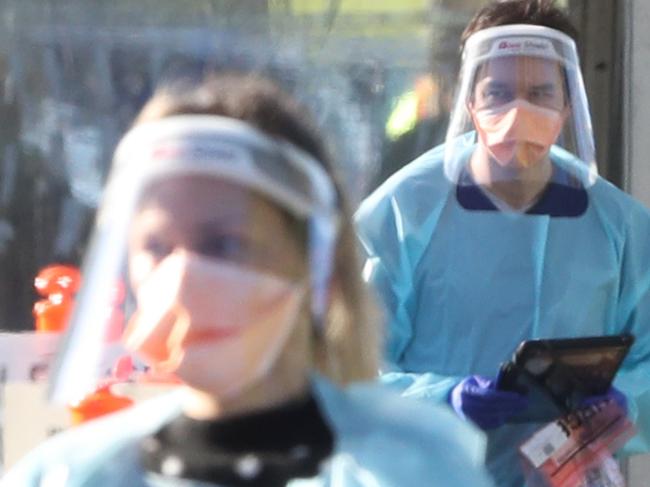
[2,74,493,487]
[356,1,650,486]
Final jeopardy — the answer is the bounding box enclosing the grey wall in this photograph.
[623,0,650,207]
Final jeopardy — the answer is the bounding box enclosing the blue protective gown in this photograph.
[1,375,493,487]
[355,144,650,487]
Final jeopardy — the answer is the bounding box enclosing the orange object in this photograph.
[34,264,81,297]
[33,265,82,332]
[68,383,134,425]
[32,296,74,332]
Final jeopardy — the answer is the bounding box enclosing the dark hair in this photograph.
[136,73,328,168]
[461,0,578,50]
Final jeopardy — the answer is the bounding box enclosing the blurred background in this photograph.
[0,0,639,330]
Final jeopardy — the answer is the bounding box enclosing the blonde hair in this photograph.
[135,73,380,384]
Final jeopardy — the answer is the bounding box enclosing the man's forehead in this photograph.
[475,56,564,82]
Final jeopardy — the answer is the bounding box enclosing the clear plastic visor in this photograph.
[444,25,597,207]
[49,116,339,404]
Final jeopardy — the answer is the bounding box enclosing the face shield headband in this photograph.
[49,115,339,404]
[444,24,598,186]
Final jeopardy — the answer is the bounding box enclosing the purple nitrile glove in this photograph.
[449,375,529,430]
[579,387,628,415]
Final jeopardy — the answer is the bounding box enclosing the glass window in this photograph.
[0,0,493,330]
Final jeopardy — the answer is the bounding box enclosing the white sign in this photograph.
[0,331,131,384]
[0,332,61,382]
[2,382,70,470]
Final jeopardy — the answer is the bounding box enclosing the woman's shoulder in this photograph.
[314,377,486,460]
[2,391,183,487]
[312,376,493,487]
[4,382,493,487]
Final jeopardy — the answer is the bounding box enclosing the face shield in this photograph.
[444,25,597,212]
[49,115,339,404]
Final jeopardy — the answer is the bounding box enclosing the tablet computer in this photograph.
[496,334,634,423]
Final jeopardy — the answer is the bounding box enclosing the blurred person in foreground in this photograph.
[2,74,493,487]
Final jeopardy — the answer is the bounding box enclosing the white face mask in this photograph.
[122,251,306,399]
[472,99,564,168]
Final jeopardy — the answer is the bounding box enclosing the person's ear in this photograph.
[560,104,571,124]
[466,97,476,115]
[466,98,480,127]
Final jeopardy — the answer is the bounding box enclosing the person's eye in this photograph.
[483,87,511,103]
[530,88,555,101]
[197,235,249,261]
[143,237,172,261]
